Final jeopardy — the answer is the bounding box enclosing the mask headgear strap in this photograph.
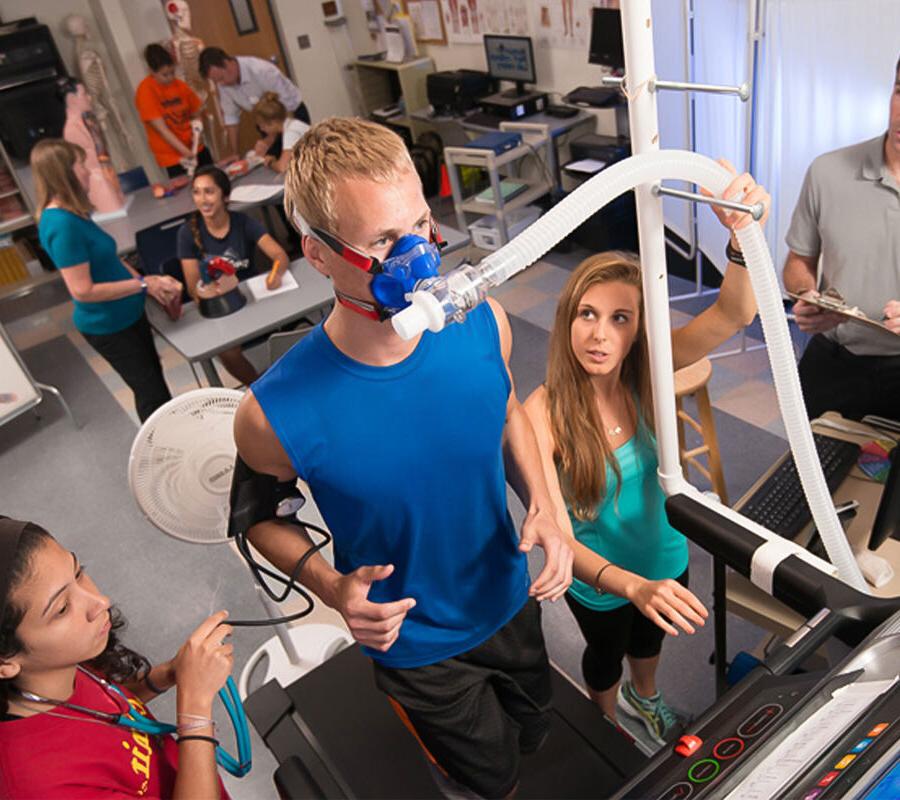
[333,290,386,321]
[302,218,445,276]
[310,227,382,274]
[0,517,27,624]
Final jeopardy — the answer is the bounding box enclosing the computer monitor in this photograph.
[483,35,536,98]
[588,8,625,72]
[868,446,900,552]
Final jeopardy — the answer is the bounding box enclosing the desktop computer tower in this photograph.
[479,90,548,120]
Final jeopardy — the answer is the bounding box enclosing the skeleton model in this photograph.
[62,81,126,214]
[62,14,135,172]
[164,0,227,160]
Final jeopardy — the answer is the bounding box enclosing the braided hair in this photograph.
[190,165,233,261]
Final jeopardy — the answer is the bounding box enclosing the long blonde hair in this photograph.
[546,252,654,520]
[30,138,91,220]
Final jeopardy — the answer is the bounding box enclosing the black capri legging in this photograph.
[564,567,689,693]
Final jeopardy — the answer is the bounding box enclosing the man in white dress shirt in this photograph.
[199,47,309,160]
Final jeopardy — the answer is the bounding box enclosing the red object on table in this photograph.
[151,175,190,198]
[207,257,237,279]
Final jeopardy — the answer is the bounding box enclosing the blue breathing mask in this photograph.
[309,220,445,321]
[370,234,442,311]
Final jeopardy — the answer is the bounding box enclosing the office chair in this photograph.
[117,166,150,194]
[135,213,192,277]
[266,323,314,368]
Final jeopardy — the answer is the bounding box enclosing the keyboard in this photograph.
[564,86,620,107]
[464,111,505,129]
[738,433,861,538]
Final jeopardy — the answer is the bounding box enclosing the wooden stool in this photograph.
[674,357,729,505]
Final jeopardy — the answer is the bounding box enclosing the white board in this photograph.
[0,321,41,428]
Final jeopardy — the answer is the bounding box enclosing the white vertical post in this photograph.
[621,1,683,487]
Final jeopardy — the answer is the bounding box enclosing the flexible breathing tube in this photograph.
[392,149,867,591]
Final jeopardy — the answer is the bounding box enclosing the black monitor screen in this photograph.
[589,8,624,70]
[484,35,536,85]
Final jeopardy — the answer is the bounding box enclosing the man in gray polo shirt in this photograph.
[783,55,900,421]
[199,47,310,161]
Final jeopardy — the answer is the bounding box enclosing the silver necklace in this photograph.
[607,423,623,436]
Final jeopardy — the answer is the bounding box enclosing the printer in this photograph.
[426,70,493,116]
[570,134,630,164]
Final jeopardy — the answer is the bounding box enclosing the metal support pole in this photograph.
[622,0,685,493]
[34,382,80,428]
[714,556,728,697]
[652,183,765,220]
[602,75,750,101]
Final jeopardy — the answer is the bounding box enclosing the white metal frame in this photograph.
[0,320,78,430]
[444,123,554,246]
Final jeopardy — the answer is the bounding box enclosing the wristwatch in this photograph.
[138,276,148,294]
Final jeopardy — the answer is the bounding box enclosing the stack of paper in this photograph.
[243,271,298,301]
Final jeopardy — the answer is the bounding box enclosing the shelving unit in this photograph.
[0,139,39,290]
[0,140,34,236]
[353,56,435,140]
[443,121,554,246]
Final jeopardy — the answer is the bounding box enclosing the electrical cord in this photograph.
[229,520,332,627]
[523,141,556,191]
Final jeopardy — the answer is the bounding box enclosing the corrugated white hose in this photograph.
[394,148,867,591]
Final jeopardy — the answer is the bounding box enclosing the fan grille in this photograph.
[129,388,243,544]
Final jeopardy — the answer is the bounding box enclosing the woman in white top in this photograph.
[253,92,309,174]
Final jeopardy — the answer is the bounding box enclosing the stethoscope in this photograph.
[13,667,252,777]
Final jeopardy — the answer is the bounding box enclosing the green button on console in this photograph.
[688,759,720,784]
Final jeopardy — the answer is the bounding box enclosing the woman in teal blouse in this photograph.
[525,165,769,745]
[32,139,181,422]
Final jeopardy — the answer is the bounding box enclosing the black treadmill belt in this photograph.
[249,644,643,799]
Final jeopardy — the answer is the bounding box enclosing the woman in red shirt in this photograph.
[0,517,232,799]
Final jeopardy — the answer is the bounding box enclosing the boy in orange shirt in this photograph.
[135,44,213,178]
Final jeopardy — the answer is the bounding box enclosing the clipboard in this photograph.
[786,290,897,335]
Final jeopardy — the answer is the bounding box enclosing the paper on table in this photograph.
[243,270,298,301]
[724,677,898,800]
[229,183,284,204]
[565,158,608,175]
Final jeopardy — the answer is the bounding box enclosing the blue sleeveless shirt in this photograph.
[252,303,529,668]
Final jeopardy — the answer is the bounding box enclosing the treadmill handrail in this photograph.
[665,493,900,645]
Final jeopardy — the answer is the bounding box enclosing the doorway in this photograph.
[187,0,293,153]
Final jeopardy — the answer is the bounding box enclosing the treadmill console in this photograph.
[619,613,900,800]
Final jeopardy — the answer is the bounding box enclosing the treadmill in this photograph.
[612,494,900,799]
[245,491,900,799]
[244,643,645,798]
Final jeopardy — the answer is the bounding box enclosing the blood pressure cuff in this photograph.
[228,455,306,538]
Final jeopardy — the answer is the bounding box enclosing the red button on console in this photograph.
[675,735,703,757]
[713,737,745,760]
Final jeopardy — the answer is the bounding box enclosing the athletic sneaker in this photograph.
[616,680,680,745]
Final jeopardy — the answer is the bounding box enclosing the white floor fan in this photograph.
[128,388,350,699]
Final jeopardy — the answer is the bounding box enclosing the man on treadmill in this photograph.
[232,116,573,799]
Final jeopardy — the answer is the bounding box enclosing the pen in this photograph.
[266,260,280,290]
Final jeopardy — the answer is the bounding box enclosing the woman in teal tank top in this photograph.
[32,139,182,422]
[525,167,770,745]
